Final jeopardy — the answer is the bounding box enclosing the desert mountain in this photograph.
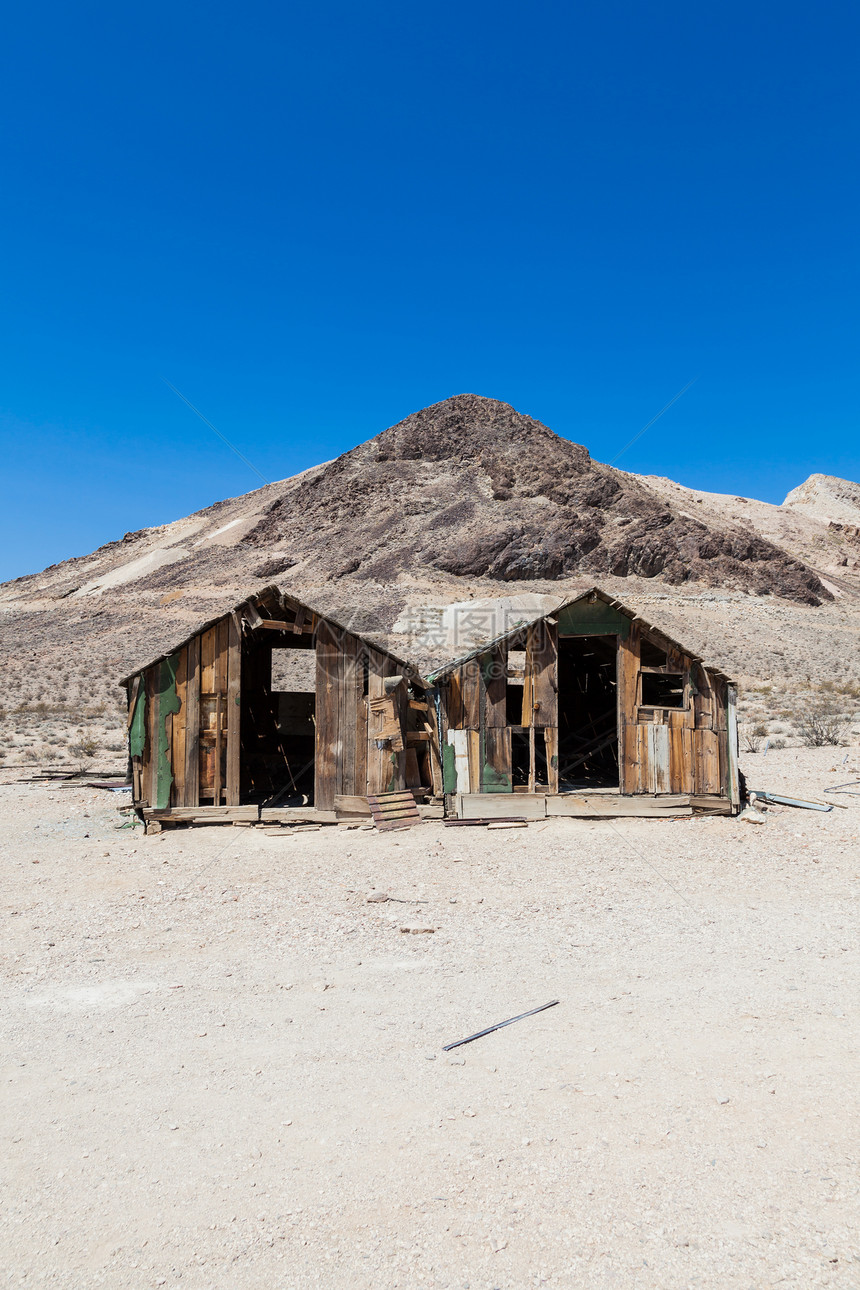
[5,395,843,611]
[2,394,859,768]
[782,473,860,527]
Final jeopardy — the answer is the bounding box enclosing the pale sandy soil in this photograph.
[2,746,859,1289]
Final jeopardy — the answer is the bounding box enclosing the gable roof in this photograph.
[424,585,732,683]
[118,584,419,686]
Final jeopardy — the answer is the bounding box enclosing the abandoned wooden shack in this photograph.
[427,587,740,818]
[121,586,439,826]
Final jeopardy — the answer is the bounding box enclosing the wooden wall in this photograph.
[132,607,434,814]
[440,625,560,796]
[618,621,728,798]
[438,606,733,803]
[133,615,242,810]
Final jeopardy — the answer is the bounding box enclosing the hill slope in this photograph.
[1,394,859,769]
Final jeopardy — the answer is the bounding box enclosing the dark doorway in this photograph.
[557,635,619,788]
[241,636,317,806]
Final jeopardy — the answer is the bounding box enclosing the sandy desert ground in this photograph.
[2,746,859,1289]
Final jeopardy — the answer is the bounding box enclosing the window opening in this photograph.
[641,672,685,708]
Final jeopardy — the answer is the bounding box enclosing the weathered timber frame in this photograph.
[121,586,441,822]
[428,587,740,817]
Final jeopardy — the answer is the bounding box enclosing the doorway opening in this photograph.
[557,634,619,789]
[241,634,317,806]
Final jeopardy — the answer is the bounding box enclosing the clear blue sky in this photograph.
[2,1,859,582]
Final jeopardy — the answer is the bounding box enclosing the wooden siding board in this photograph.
[447,729,470,795]
[171,647,188,807]
[339,632,359,798]
[617,623,639,793]
[725,684,740,809]
[460,661,482,730]
[647,723,671,794]
[200,626,217,695]
[544,727,559,794]
[694,728,721,796]
[481,727,512,792]
[481,646,507,729]
[354,648,368,795]
[153,654,181,810]
[467,730,481,793]
[315,622,340,811]
[557,600,630,639]
[445,671,466,730]
[183,635,201,808]
[225,614,242,806]
[524,620,558,728]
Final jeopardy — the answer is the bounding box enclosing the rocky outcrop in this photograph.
[243,394,831,604]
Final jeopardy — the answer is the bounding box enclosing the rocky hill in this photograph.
[783,473,860,526]
[1,394,859,768]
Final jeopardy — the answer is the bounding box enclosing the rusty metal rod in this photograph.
[442,1000,560,1051]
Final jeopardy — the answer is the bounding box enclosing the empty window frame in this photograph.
[640,637,669,668]
[640,671,686,708]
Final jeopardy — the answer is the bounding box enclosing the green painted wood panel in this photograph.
[557,600,630,639]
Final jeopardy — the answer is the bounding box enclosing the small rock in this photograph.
[366,891,389,903]
[448,1056,466,1066]
[400,926,435,934]
[716,1095,730,1105]
[425,1053,437,1060]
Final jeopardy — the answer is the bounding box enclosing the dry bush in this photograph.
[797,704,851,747]
[70,732,99,760]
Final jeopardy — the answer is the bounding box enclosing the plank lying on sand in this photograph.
[546,795,692,818]
[456,794,547,820]
[144,805,259,822]
[260,807,338,824]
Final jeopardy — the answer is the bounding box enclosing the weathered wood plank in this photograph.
[367,789,419,832]
[544,727,559,794]
[315,621,340,811]
[689,794,731,813]
[481,727,512,793]
[467,729,481,793]
[694,728,721,796]
[171,646,188,807]
[523,620,558,727]
[225,614,242,806]
[142,667,156,807]
[355,649,368,796]
[481,646,507,729]
[647,723,671,794]
[200,625,217,694]
[447,729,470,795]
[339,632,358,797]
[457,793,546,820]
[183,635,200,807]
[725,683,740,810]
[460,660,482,730]
[334,794,370,815]
[547,794,691,817]
[445,670,466,730]
[145,805,259,821]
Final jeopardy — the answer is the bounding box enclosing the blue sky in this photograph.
[1,1,858,581]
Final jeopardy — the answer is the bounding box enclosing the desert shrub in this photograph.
[768,736,787,749]
[70,732,99,759]
[797,704,850,747]
[741,726,764,753]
